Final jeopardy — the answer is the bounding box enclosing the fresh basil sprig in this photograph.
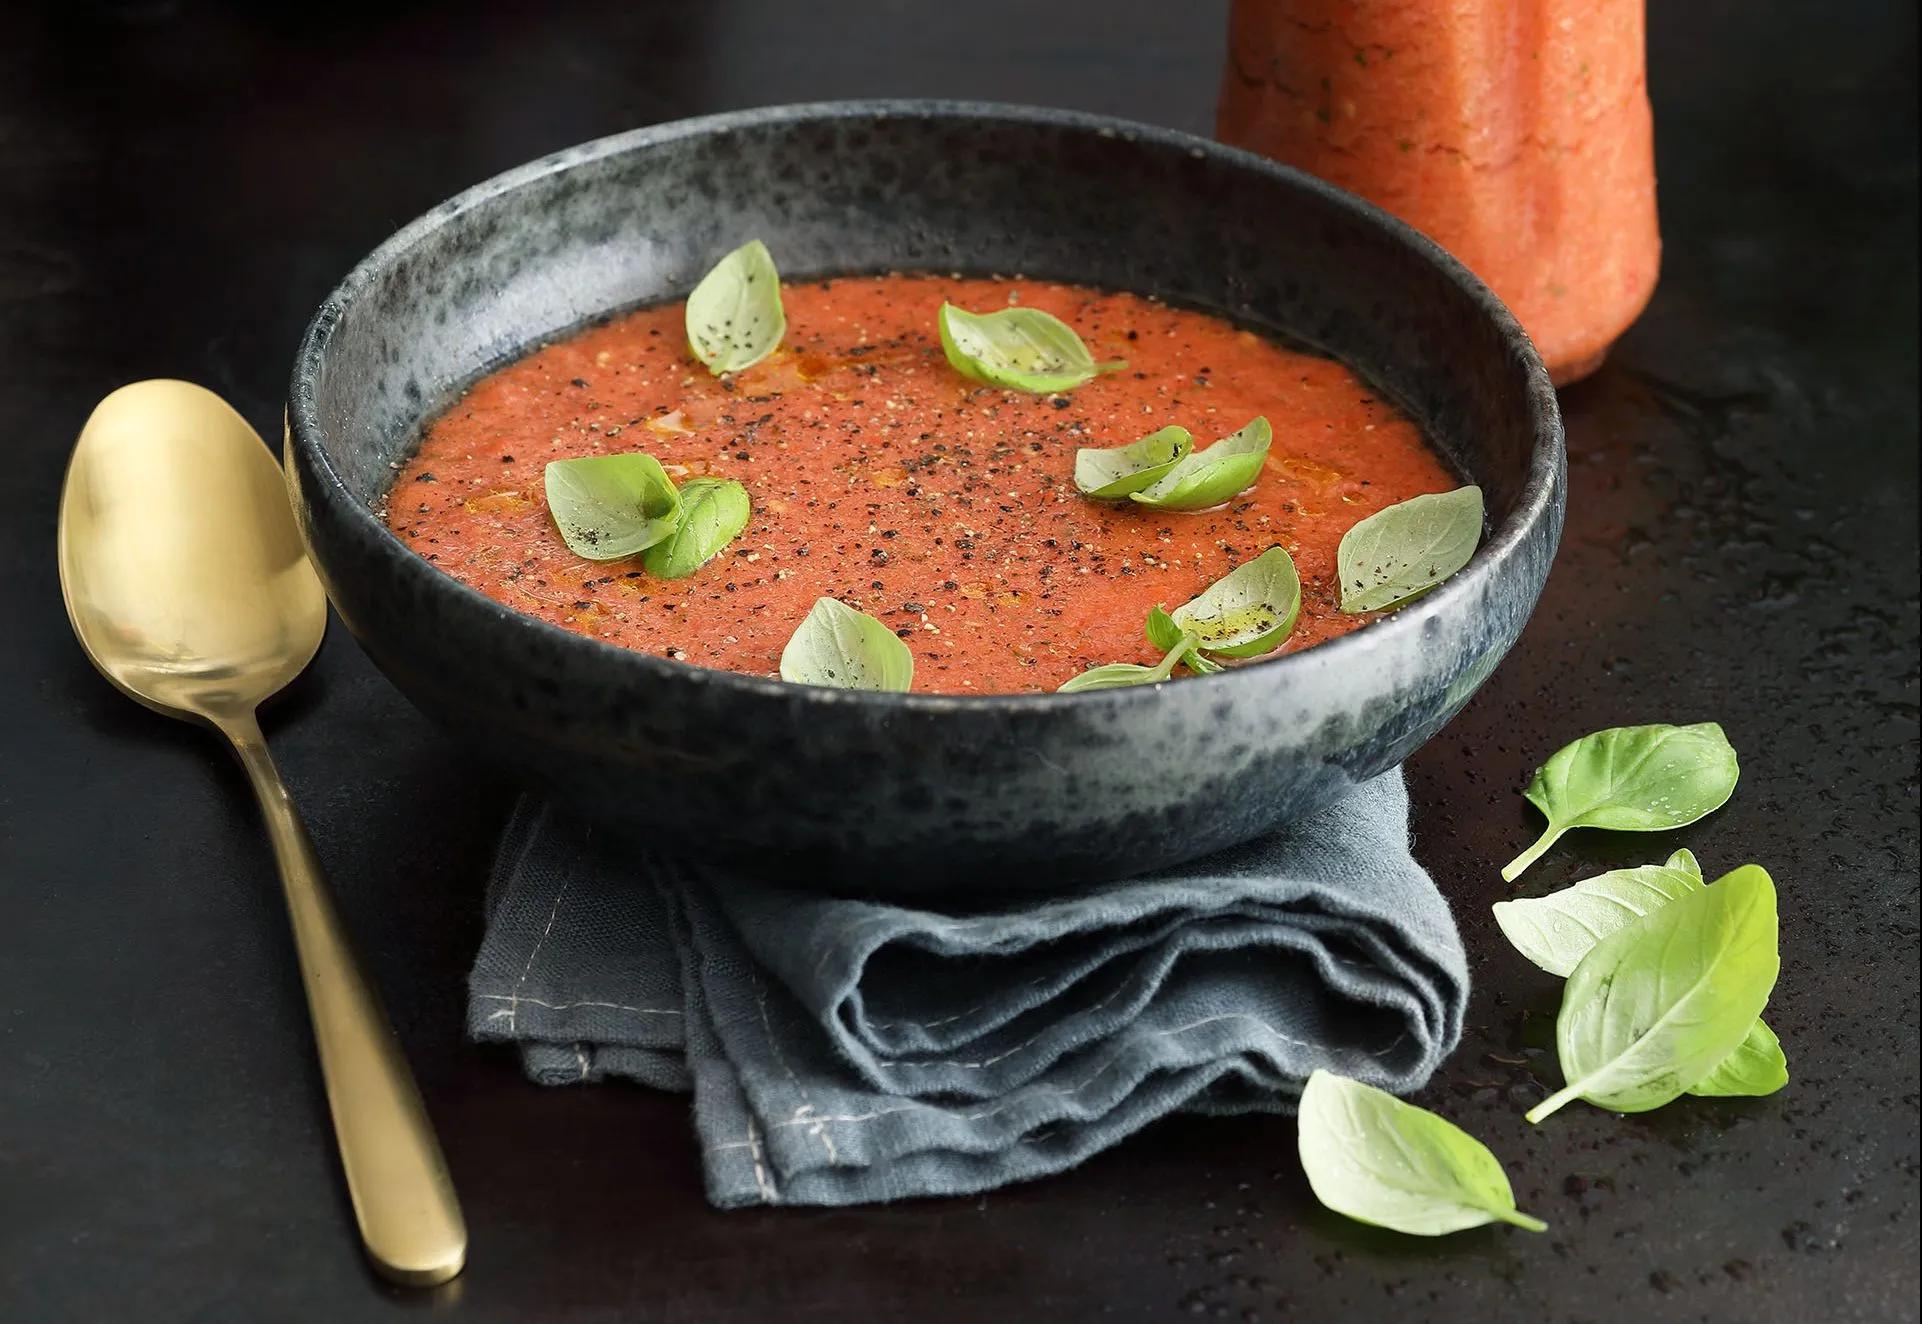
[938,302,1124,393]
[543,452,683,561]
[1297,1071,1548,1236]
[1337,485,1483,612]
[1155,546,1300,659]
[687,239,787,374]
[1494,849,1787,1098]
[642,478,751,579]
[1501,722,1740,881]
[1074,426,1192,500]
[1056,627,1200,693]
[779,598,914,692]
[1526,864,1780,1123]
[1128,416,1272,511]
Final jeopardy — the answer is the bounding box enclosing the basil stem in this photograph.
[1056,628,1200,693]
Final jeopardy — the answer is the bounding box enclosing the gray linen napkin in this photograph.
[468,769,1466,1208]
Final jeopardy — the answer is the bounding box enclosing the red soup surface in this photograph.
[387,276,1459,694]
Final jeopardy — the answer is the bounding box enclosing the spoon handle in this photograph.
[222,711,467,1287]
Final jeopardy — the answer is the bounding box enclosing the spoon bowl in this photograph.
[57,380,466,1288]
[59,380,326,721]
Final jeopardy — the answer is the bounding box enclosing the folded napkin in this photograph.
[468,770,1466,1208]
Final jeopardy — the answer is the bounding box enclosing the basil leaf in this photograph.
[1527,864,1779,1123]
[1056,628,1197,693]
[1298,1071,1548,1236]
[1164,546,1300,658]
[1493,849,1787,1098]
[938,302,1123,393]
[778,598,913,691]
[642,478,751,579]
[1129,416,1272,511]
[686,239,786,374]
[1054,663,1162,693]
[1501,722,1741,881]
[1337,485,1484,613]
[1074,426,1192,499]
[1686,1017,1790,1098]
[1145,605,1221,674]
[543,453,682,561]
[1492,849,1705,978]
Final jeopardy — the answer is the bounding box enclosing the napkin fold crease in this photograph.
[469,770,1466,1208]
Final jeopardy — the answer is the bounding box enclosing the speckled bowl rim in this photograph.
[288,98,1562,714]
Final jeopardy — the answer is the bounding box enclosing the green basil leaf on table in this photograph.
[1337,485,1484,613]
[938,302,1124,393]
[1056,628,1200,693]
[1501,722,1741,881]
[1494,849,1787,1098]
[641,478,752,579]
[1526,864,1779,1123]
[1297,1070,1548,1236]
[1128,416,1272,512]
[543,452,683,561]
[1074,426,1193,499]
[686,239,787,374]
[1685,1017,1790,1098]
[779,598,914,692]
[1492,849,1704,977]
[1161,546,1301,658]
[1145,605,1221,674]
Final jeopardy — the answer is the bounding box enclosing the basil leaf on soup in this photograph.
[642,478,752,580]
[1686,1017,1790,1098]
[686,239,787,374]
[779,597,913,692]
[1057,628,1199,693]
[1337,485,1484,613]
[1163,547,1300,659]
[1298,1071,1548,1236]
[543,453,683,561]
[1501,722,1740,881]
[1145,605,1221,675]
[1493,848,1787,1099]
[1129,416,1272,512]
[938,302,1124,394]
[1493,849,1705,978]
[1526,864,1779,1123]
[1074,426,1192,500]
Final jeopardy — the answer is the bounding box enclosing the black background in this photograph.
[2,2,1917,1321]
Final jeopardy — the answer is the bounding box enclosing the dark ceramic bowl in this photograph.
[286,101,1563,892]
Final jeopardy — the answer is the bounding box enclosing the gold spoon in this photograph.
[57,379,467,1287]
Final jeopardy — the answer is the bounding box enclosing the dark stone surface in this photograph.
[1,2,1914,1321]
[286,100,1562,888]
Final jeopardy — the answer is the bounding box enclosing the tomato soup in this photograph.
[387,276,1458,694]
